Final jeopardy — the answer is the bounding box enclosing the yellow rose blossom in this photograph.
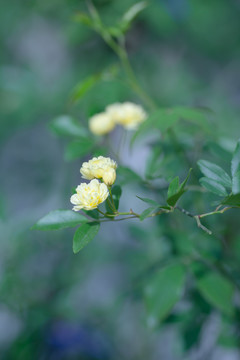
[70,179,109,211]
[106,102,147,130]
[89,112,115,136]
[80,156,117,186]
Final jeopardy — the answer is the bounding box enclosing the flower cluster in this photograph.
[89,102,147,136]
[70,156,117,211]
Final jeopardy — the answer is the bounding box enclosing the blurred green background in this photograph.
[1,0,240,359]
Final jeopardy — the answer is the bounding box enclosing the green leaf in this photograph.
[137,196,159,207]
[32,210,88,231]
[167,177,179,198]
[173,106,210,133]
[70,74,100,103]
[196,272,234,316]
[50,115,88,137]
[145,145,163,179]
[73,222,100,253]
[137,196,170,219]
[73,12,94,27]
[121,1,148,28]
[199,177,228,197]
[64,138,94,161]
[117,166,142,184]
[221,193,240,207]
[139,206,156,221]
[131,106,210,147]
[144,263,186,326]
[82,209,100,219]
[167,169,191,207]
[111,185,122,210]
[197,160,232,189]
[232,170,240,195]
[231,139,240,177]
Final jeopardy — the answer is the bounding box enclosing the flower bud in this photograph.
[102,168,116,186]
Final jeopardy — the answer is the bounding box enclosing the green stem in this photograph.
[97,208,106,216]
[199,207,231,218]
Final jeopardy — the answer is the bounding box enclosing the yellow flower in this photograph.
[89,112,115,136]
[70,179,109,211]
[106,102,147,130]
[80,156,117,186]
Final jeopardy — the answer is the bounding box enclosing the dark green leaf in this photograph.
[145,145,163,179]
[32,210,88,231]
[144,263,186,327]
[221,193,240,207]
[50,115,88,137]
[167,177,179,198]
[167,169,191,207]
[73,222,100,253]
[173,106,210,132]
[64,138,94,161]
[196,272,234,316]
[70,74,100,103]
[111,185,122,210]
[197,160,232,189]
[82,209,100,219]
[200,177,228,197]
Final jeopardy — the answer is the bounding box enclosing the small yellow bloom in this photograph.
[106,102,147,130]
[80,156,117,186]
[89,112,115,136]
[70,179,109,211]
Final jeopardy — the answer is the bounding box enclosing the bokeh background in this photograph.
[1,0,240,359]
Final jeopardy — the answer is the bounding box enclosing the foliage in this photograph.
[2,0,240,358]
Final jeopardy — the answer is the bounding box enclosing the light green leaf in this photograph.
[32,210,88,231]
[73,12,94,27]
[122,1,148,24]
[73,222,100,253]
[231,139,240,176]
[131,106,209,146]
[64,138,94,161]
[145,263,186,326]
[232,170,240,195]
[221,193,240,207]
[137,196,159,207]
[118,166,142,184]
[197,160,232,189]
[200,177,228,197]
[167,177,179,198]
[140,206,156,221]
[50,115,88,137]
[196,272,234,316]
